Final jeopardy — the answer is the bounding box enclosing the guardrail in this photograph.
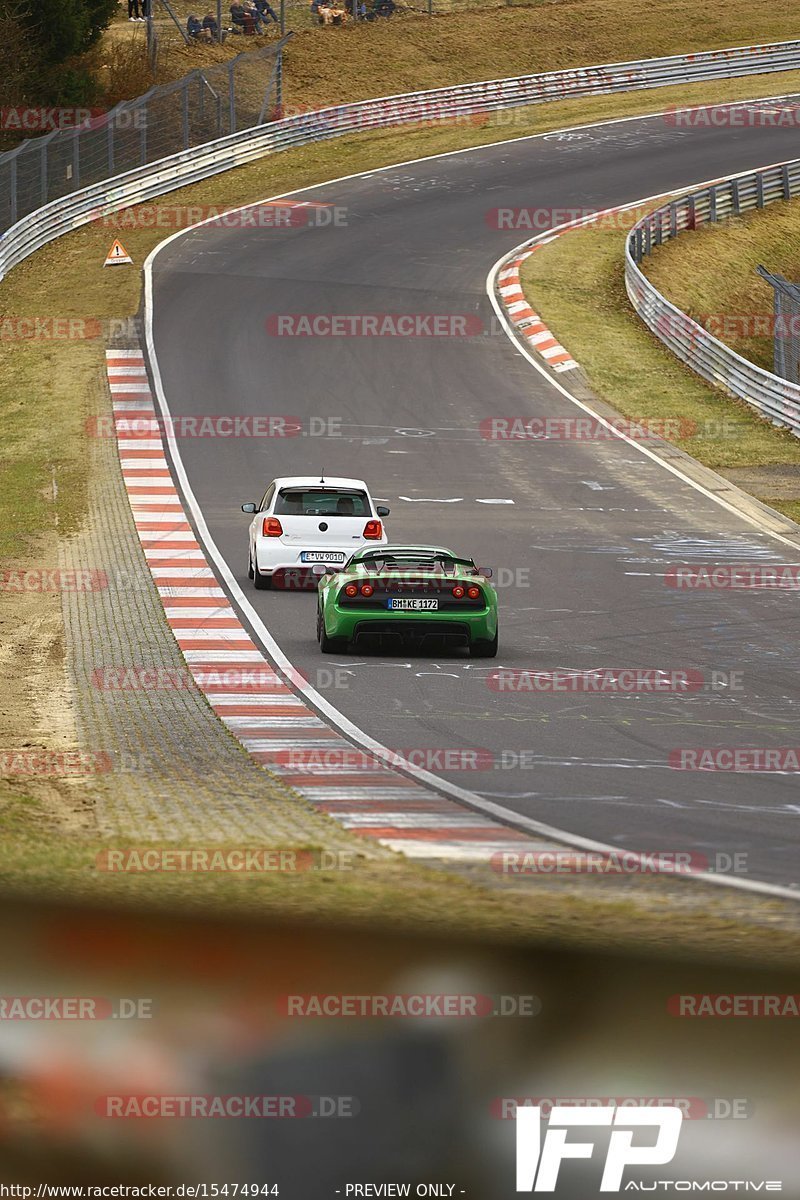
[3,39,800,283]
[626,156,800,436]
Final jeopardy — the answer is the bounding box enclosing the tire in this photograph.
[317,607,347,654]
[253,554,271,590]
[469,629,498,658]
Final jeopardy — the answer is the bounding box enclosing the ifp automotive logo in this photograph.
[515,1105,683,1191]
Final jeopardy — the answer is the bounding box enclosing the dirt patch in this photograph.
[721,465,800,498]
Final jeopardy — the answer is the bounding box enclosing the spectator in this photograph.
[373,0,394,15]
[230,1,248,30]
[252,0,279,25]
[241,2,266,31]
[187,13,205,37]
[203,11,221,37]
[317,2,346,22]
[128,0,141,20]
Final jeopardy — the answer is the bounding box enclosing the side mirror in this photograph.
[478,566,493,579]
[241,502,257,513]
[376,505,391,517]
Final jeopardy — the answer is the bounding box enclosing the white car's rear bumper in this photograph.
[254,538,386,574]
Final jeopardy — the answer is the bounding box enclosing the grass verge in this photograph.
[2,791,799,962]
[520,196,800,506]
[643,197,800,378]
[100,0,800,116]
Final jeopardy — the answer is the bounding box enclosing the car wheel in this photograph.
[469,629,498,658]
[253,556,271,590]
[317,607,347,654]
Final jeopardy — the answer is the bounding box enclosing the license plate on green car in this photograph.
[387,598,439,611]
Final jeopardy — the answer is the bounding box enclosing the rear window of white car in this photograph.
[274,489,371,517]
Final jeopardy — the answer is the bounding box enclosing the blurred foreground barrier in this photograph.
[0,895,799,1195]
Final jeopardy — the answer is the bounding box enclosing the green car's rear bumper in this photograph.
[323,600,497,645]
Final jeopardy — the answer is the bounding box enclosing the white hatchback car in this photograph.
[242,475,390,589]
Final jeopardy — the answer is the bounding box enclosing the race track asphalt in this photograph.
[149,100,800,888]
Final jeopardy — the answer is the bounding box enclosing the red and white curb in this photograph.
[107,348,547,865]
[497,246,578,374]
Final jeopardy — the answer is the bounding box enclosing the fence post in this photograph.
[731,177,740,216]
[141,97,148,165]
[40,141,47,207]
[782,163,791,200]
[229,61,237,134]
[756,265,800,385]
[776,291,786,381]
[709,185,717,223]
[258,50,282,123]
[182,80,190,149]
[669,201,677,239]
[9,154,17,226]
[756,172,765,208]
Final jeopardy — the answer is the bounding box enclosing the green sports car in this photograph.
[314,544,498,657]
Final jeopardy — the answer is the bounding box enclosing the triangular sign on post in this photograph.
[103,239,133,267]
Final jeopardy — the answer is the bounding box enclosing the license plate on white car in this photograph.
[300,551,346,563]
[387,598,439,611]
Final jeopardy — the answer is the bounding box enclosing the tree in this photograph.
[28,0,116,65]
[0,0,35,102]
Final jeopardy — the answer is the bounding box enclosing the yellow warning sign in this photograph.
[103,239,133,267]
